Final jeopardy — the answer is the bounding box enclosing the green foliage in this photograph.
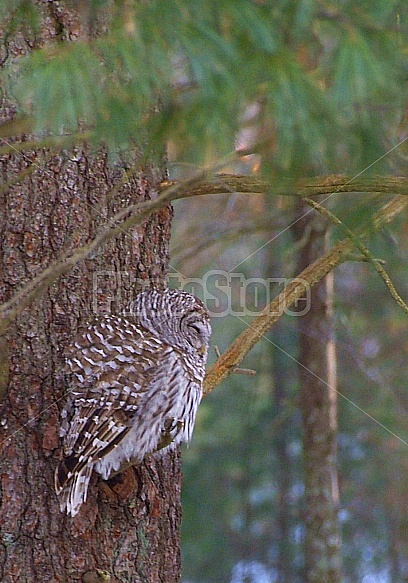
[330,31,397,109]
[1,0,406,172]
[263,52,336,171]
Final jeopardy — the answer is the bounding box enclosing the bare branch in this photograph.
[203,196,408,395]
[171,173,408,199]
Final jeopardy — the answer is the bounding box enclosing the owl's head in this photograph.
[130,288,211,364]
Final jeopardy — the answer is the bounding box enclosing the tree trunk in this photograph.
[293,200,341,583]
[266,229,296,583]
[271,319,294,583]
[0,4,180,582]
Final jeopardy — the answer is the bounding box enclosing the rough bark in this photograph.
[0,4,180,582]
[293,201,341,583]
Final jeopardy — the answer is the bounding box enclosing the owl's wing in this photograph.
[55,316,175,515]
[60,316,169,450]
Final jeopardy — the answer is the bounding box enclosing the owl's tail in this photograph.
[55,456,94,517]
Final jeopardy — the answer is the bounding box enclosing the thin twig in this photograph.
[0,130,93,156]
[0,160,47,197]
[213,346,256,376]
[303,197,408,317]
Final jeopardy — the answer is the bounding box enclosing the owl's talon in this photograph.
[157,418,185,450]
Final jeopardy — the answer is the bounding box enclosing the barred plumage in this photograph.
[55,288,211,517]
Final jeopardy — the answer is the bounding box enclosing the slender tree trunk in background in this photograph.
[293,201,341,583]
[271,319,293,583]
[0,4,181,582]
[266,230,296,583]
[385,474,407,581]
[387,505,401,582]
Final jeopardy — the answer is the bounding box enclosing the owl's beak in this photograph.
[198,344,207,356]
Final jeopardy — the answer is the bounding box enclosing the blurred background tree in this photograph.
[1,1,408,582]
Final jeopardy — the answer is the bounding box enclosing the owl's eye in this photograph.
[188,323,202,335]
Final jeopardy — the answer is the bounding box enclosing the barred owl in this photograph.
[55,288,211,517]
